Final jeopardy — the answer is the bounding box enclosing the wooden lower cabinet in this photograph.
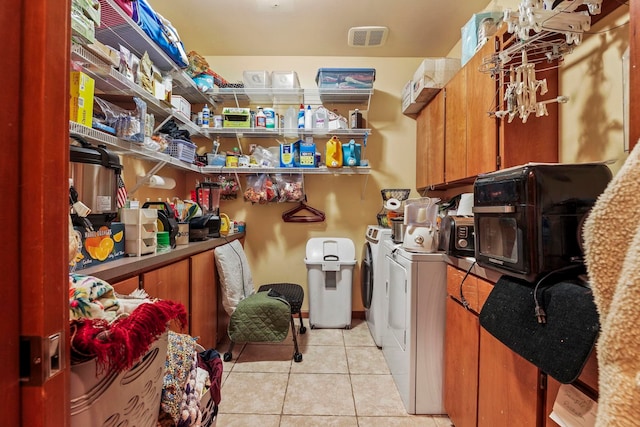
[477,328,541,427]
[445,265,543,427]
[110,275,140,295]
[142,259,190,334]
[444,296,480,427]
[190,250,217,349]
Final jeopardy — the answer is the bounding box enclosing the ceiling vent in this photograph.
[348,26,389,48]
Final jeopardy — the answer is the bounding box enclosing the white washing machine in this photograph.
[382,242,447,414]
[360,225,393,347]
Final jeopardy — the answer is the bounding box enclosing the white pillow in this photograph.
[214,240,255,315]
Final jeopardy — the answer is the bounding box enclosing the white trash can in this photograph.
[305,237,356,329]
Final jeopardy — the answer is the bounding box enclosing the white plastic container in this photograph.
[271,71,300,89]
[305,237,356,329]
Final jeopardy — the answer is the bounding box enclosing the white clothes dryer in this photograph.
[360,225,392,347]
[382,242,447,414]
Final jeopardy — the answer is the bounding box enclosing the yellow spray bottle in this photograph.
[326,136,343,168]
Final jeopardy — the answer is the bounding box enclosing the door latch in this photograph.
[19,333,62,386]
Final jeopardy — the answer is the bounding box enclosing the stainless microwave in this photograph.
[472,163,612,282]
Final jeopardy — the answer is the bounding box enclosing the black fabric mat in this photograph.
[479,275,599,384]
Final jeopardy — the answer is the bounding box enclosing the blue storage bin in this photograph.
[315,68,376,89]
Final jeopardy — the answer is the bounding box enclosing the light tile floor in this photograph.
[216,318,453,426]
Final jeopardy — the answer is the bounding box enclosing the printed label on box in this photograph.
[71,223,125,270]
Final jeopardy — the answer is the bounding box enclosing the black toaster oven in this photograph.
[472,162,612,282]
[438,215,475,257]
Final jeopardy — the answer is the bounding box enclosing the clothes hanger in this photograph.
[282,196,325,223]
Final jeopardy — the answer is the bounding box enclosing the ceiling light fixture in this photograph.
[348,26,389,48]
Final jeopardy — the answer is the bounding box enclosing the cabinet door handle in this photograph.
[472,205,516,214]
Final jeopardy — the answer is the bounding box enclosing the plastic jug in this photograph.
[326,136,343,168]
[341,139,361,166]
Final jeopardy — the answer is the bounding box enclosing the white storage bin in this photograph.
[305,237,356,329]
[243,70,271,88]
[271,71,300,89]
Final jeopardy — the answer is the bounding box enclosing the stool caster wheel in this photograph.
[223,352,232,362]
[294,353,303,363]
[310,324,316,329]
[299,325,307,334]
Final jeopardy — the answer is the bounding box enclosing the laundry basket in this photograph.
[305,237,356,329]
[70,332,168,427]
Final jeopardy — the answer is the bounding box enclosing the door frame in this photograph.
[1,0,71,425]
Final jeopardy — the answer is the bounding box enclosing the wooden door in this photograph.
[426,90,446,187]
[466,38,499,177]
[142,260,190,334]
[444,297,480,427]
[445,67,468,183]
[478,328,541,427]
[190,250,218,349]
[1,0,71,425]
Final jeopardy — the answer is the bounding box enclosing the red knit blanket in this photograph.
[71,300,187,373]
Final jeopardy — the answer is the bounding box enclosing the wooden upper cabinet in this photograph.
[416,90,446,189]
[498,32,559,168]
[416,105,430,190]
[466,38,500,177]
[445,66,468,183]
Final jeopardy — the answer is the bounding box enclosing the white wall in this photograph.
[201,56,424,311]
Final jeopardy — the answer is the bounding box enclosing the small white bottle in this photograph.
[255,106,267,128]
[202,104,210,128]
[304,105,313,130]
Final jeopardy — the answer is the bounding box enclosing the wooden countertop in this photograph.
[73,232,244,283]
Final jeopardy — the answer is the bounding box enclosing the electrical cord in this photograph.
[459,260,477,310]
[532,263,586,324]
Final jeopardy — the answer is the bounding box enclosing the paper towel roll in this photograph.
[385,198,402,211]
[147,175,176,190]
[457,193,474,216]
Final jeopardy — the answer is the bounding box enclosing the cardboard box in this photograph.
[70,71,95,127]
[170,95,191,118]
[222,107,251,128]
[412,58,460,104]
[294,140,316,167]
[73,0,100,24]
[71,222,125,270]
[280,142,295,167]
[70,6,95,44]
[402,81,425,116]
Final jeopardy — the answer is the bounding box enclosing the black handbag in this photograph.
[479,274,599,384]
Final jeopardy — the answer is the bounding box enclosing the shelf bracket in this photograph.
[128,160,168,195]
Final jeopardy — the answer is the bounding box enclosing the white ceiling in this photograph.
[148,0,492,58]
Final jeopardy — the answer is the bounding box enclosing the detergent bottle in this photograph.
[326,136,343,168]
[342,139,361,166]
